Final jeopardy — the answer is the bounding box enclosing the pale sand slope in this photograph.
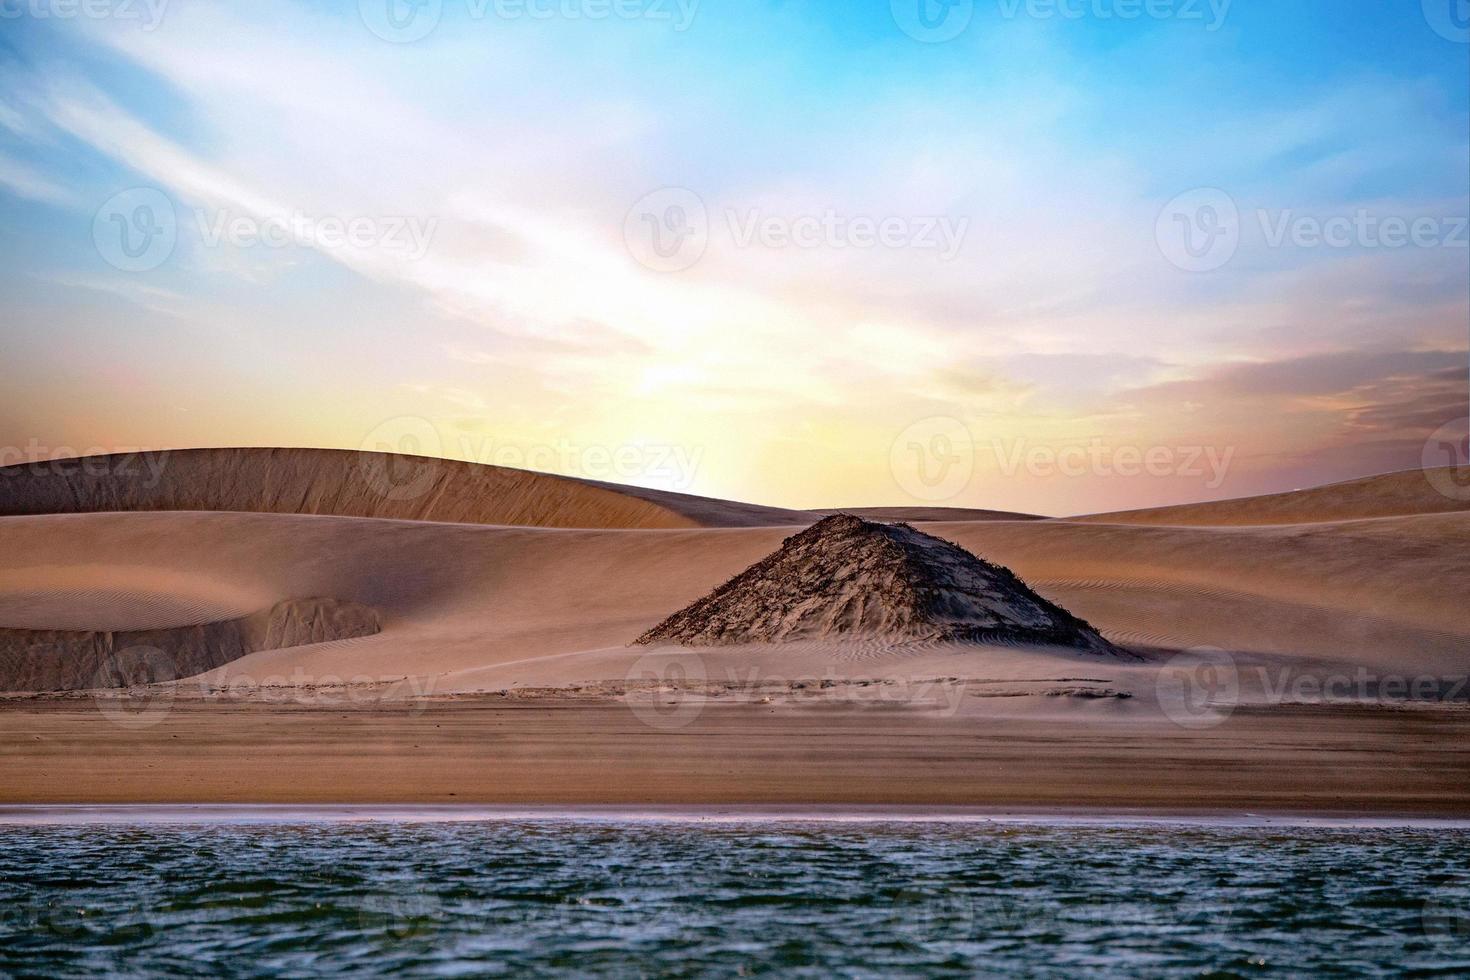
[1073,466,1470,526]
[0,508,1464,692]
[0,447,813,529]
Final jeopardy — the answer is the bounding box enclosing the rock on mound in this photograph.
[635,514,1121,654]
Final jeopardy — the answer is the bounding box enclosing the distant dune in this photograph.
[1072,467,1470,526]
[0,447,808,529]
[810,506,1041,522]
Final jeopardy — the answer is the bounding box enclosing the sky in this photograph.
[0,0,1466,516]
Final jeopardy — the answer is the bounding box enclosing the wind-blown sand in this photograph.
[0,452,1466,811]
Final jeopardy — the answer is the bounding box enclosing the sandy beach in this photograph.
[2,697,1468,813]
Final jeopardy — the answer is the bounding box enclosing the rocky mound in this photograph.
[636,514,1121,654]
[0,597,380,692]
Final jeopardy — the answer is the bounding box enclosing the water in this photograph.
[1,818,1467,977]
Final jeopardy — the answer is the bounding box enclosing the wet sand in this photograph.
[3,698,1467,814]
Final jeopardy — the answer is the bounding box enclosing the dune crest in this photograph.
[1073,467,1470,526]
[0,448,810,529]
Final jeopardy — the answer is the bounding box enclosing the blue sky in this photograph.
[0,0,1466,514]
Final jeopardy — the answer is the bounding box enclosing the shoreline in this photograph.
[5,698,1468,815]
[4,803,1470,828]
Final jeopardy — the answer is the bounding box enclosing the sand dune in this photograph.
[1073,466,1470,525]
[1,451,1466,808]
[0,447,808,529]
[0,506,1463,693]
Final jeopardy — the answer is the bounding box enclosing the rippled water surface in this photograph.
[2,819,1468,977]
